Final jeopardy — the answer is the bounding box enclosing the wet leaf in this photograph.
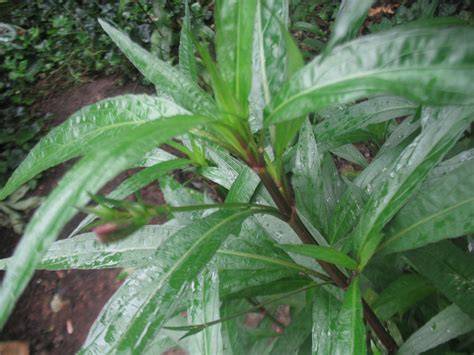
[179,0,198,82]
[398,304,474,355]
[99,19,216,118]
[266,23,474,125]
[379,157,474,254]
[215,0,257,111]
[277,244,358,270]
[312,288,341,355]
[0,223,182,271]
[187,264,223,355]
[0,115,208,328]
[404,241,474,318]
[354,106,473,268]
[0,95,188,200]
[333,277,366,355]
[80,209,254,353]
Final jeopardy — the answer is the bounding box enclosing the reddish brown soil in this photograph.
[0,76,165,354]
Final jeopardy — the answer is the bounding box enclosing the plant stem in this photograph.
[254,166,398,354]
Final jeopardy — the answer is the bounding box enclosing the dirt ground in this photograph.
[0,76,164,354]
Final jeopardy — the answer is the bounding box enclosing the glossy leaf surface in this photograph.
[188,264,223,355]
[404,241,474,318]
[179,0,198,81]
[315,96,417,151]
[379,157,474,254]
[81,209,253,353]
[266,24,474,125]
[333,277,366,355]
[0,115,207,328]
[354,106,473,268]
[277,244,358,270]
[0,95,188,200]
[398,304,474,355]
[99,19,216,117]
[215,0,257,110]
[312,288,341,354]
[0,223,181,271]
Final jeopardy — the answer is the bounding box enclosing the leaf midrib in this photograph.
[112,210,251,351]
[267,65,472,124]
[379,196,474,252]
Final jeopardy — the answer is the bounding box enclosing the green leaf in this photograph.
[372,274,434,320]
[0,95,188,200]
[354,106,473,268]
[270,301,313,355]
[250,0,303,157]
[187,264,223,355]
[225,166,260,203]
[331,144,368,168]
[179,0,198,82]
[312,288,341,355]
[215,0,257,111]
[277,244,358,270]
[0,115,208,328]
[398,304,474,355]
[99,19,216,118]
[333,277,366,355]
[404,241,474,319]
[0,223,182,271]
[292,118,326,234]
[80,209,254,353]
[266,24,474,125]
[325,0,374,52]
[161,176,214,225]
[273,40,305,159]
[69,159,190,236]
[379,157,474,254]
[315,96,417,151]
[329,180,367,246]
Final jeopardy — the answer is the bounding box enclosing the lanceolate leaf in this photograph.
[312,288,341,354]
[404,241,474,318]
[179,0,198,81]
[333,277,366,355]
[0,95,188,200]
[273,28,305,160]
[0,223,182,271]
[0,115,208,328]
[372,274,434,320]
[81,209,254,353]
[355,106,473,268]
[292,118,326,233]
[188,264,223,355]
[266,24,474,125]
[215,0,257,111]
[398,304,474,355]
[277,244,358,270]
[325,0,374,52]
[99,19,216,117]
[315,96,417,151]
[379,158,474,254]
